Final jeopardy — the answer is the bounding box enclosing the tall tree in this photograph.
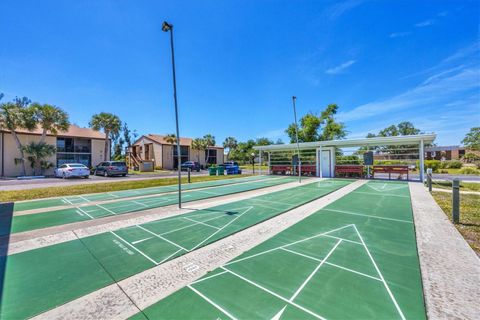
[362,121,424,154]
[0,98,36,176]
[462,127,480,150]
[122,122,137,148]
[203,134,216,163]
[285,103,346,143]
[163,133,177,145]
[89,112,122,161]
[31,103,70,142]
[223,137,238,160]
[192,138,206,162]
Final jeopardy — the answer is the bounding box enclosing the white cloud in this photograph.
[325,60,356,75]
[323,0,366,20]
[337,66,480,122]
[389,32,411,38]
[415,19,435,27]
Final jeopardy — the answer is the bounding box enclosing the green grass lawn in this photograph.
[0,174,253,203]
[432,192,480,255]
[431,181,480,192]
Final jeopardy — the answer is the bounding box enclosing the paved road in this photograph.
[0,171,209,191]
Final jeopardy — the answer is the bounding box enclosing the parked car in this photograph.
[94,161,128,177]
[54,163,90,179]
[180,161,201,172]
[222,161,242,174]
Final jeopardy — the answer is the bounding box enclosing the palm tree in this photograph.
[163,133,177,145]
[89,112,122,161]
[191,138,206,162]
[22,142,56,175]
[223,136,238,161]
[0,100,36,176]
[32,103,70,142]
[203,134,216,164]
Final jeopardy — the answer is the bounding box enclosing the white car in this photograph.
[54,163,90,179]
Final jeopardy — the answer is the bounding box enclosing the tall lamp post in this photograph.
[292,96,301,183]
[251,152,255,174]
[162,21,182,208]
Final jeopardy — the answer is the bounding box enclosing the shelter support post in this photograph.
[259,150,262,175]
[268,152,271,175]
[319,145,323,178]
[419,139,425,182]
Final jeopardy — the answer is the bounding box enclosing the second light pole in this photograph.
[162,21,182,208]
[292,96,301,183]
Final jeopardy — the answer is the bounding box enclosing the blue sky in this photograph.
[1,0,479,146]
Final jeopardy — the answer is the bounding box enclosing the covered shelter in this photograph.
[253,134,436,181]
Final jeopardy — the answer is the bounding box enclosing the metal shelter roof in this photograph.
[253,134,436,151]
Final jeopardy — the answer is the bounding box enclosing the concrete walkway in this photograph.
[410,182,480,320]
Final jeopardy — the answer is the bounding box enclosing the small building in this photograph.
[0,125,108,177]
[128,134,224,170]
[425,145,466,161]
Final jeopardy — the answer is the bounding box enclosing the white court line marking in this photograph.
[190,206,254,251]
[76,207,94,219]
[136,225,189,252]
[220,267,325,320]
[62,197,74,205]
[322,208,412,224]
[322,234,362,245]
[280,248,382,282]
[354,191,409,198]
[188,285,237,320]
[107,193,120,198]
[289,239,342,301]
[191,270,229,285]
[158,248,184,265]
[95,204,117,215]
[132,237,153,245]
[272,305,288,320]
[225,224,354,266]
[110,231,158,265]
[132,200,149,208]
[159,215,226,236]
[77,195,91,202]
[353,224,406,320]
[248,198,292,207]
[182,217,220,230]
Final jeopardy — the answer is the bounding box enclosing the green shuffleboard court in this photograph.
[13,175,273,212]
[0,179,352,319]
[8,176,296,235]
[132,180,426,320]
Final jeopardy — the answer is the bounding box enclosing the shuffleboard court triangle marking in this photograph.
[366,183,406,193]
[352,224,406,320]
[271,305,287,320]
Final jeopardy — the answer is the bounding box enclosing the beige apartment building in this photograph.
[0,125,108,177]
[129,134,224,170]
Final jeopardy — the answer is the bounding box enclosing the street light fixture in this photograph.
[162,21,183,208]
[292,96,301,183]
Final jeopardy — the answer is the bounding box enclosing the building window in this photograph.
[57,154,91,167]
[173,146,189,169]
[205,149,217,164]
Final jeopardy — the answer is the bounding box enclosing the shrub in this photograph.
[446,160,463,169]
[459,167,480,175]
[154,166,163,170]
[417,160,441,172]
[463,152,480,163]
[374,160,409,165]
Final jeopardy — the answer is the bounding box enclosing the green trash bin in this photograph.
[217,166,224,175]
[208,167,217,176]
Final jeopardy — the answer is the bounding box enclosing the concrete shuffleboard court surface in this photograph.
[13,175,274,212]
[0,179,352,319]
[132,181,426,320]
[8,176,296,235]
